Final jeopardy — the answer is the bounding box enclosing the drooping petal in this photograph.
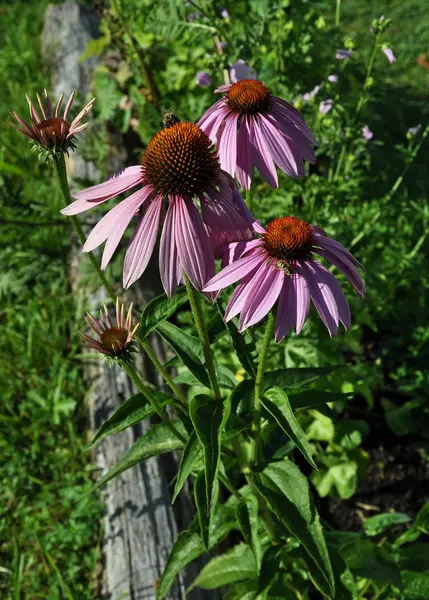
[123,194,163,289]
[266,109,316,164]
[237,261,277,331]
[275,277,295,342]
[310,260,351,329]
[258,114,304,178]
[159,197,182,298]
[61,166,143,216]
[298,263,339,337]
[235,115,253,190]
[201,191,249,232]
[203,251,264,292]
[273,97,318,145]
[312,233,363,268]
[217,112,239,176]
[175,197,214,291]
[240,264,284,330]
[221,239,264,265]
[294,273,310,334]
[249,117,278,188]
[83,187,150,262]
[315,247,365,298]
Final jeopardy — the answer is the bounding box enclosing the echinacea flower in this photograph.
[8,89,95,153]
[197,72,213,87]
[204,216,365,340]
[362,125,373,140]
[198,80,316,189]
[383,47,396,64]
[81,298,139,358]
[61,120,255,297]
[319,99,333,115]
[336,49,354,60]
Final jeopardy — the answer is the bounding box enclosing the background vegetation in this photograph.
[1,0,428,597]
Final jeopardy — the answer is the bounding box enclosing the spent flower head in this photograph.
[8,89,95,160]
[81,298,139,360]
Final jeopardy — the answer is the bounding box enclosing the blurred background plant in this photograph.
[1,0,429,598]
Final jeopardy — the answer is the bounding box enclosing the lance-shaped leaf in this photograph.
[289,390,352,411]
[254,459,335,597]
[189,394,228,520]
[172,431,203,503]
[236,495,262,571]
[157,321,210,387]
[263,366,343,391]
[217,303,256,377]
[88,422,186,494]
[157,501,239,600]
[262,387,317,469]
[189,543,257,591]
[140,286,188,338]
[87,391,172,448]
[194,471,219,549]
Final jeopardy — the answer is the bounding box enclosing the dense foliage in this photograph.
[2,0,429,598]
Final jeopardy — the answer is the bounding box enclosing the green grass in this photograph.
[0,2,102,598]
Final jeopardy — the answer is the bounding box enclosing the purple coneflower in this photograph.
[204,216,365,340]
[336,49,354,60]
[229,60,257,83]
[328,74,338,84]
[196,72,212,87]
[198,80,316,189]
[81,299,139,358]
[61,120,254,297]
[362,126,373,140]
[319,99,333,115]
[9,89,95,152]
[383,47,396,64]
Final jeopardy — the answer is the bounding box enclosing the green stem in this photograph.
[184,275,221,401]
[52,155,116,302]
[356,32,380,117]
[54,154,188,408]
[250,311,275,468]
[120,359,187,444]
[138,335,188,411]
[335,0,341,27]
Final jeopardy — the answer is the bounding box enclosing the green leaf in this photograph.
[230,379,254,416]
[189,395,227,517]
[263,366,343,391]
[157,501,239,599]
[140,287,188,339]
[290,390,352,411]
[172,431,203,503]
[341,539,401,587]
[156,529,204,600]
[363,512,411,537]
[236,495,262,571]
[254,459,335,597]
[225,581,259,600]
[88,422,185,494]
[395,502,429,546]
[262,387,317,469]
[157,321,210,387]
[217,303,256,377]
[328,546,358,600]
[87,392,172,448]
[311,458,358,500]
[194,471,214,549]
[397,544,429,572]
[217,364,240,389]
[257,546,281,595]
[189,543,257,590]
[402,571,429,599]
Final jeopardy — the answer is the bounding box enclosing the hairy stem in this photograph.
[184,275,221,402]
[250,311,275,468]
[120,359,187,444]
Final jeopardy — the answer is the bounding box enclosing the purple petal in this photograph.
[203,251,264,292]
[298,263,339,337]
[275,277,295,342]
[236,115,253,189]
[225,270,260,321]
[312,233,363,268]
[83,187,150,263]
[249,118,278,188]
[175,197,214,292]
[266,109,316,163]
[310,260,351,329]
[61,166,143,216]
[294,273,310,334]
[222,239,263,265]
[123,194,163,289]
[201,191,248,232]
[315,247,365,298]
[240,265,284,330]
[159,197,182,298]
[258,114,304,178]
[272,98,318,145]
[217,113,239,176]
